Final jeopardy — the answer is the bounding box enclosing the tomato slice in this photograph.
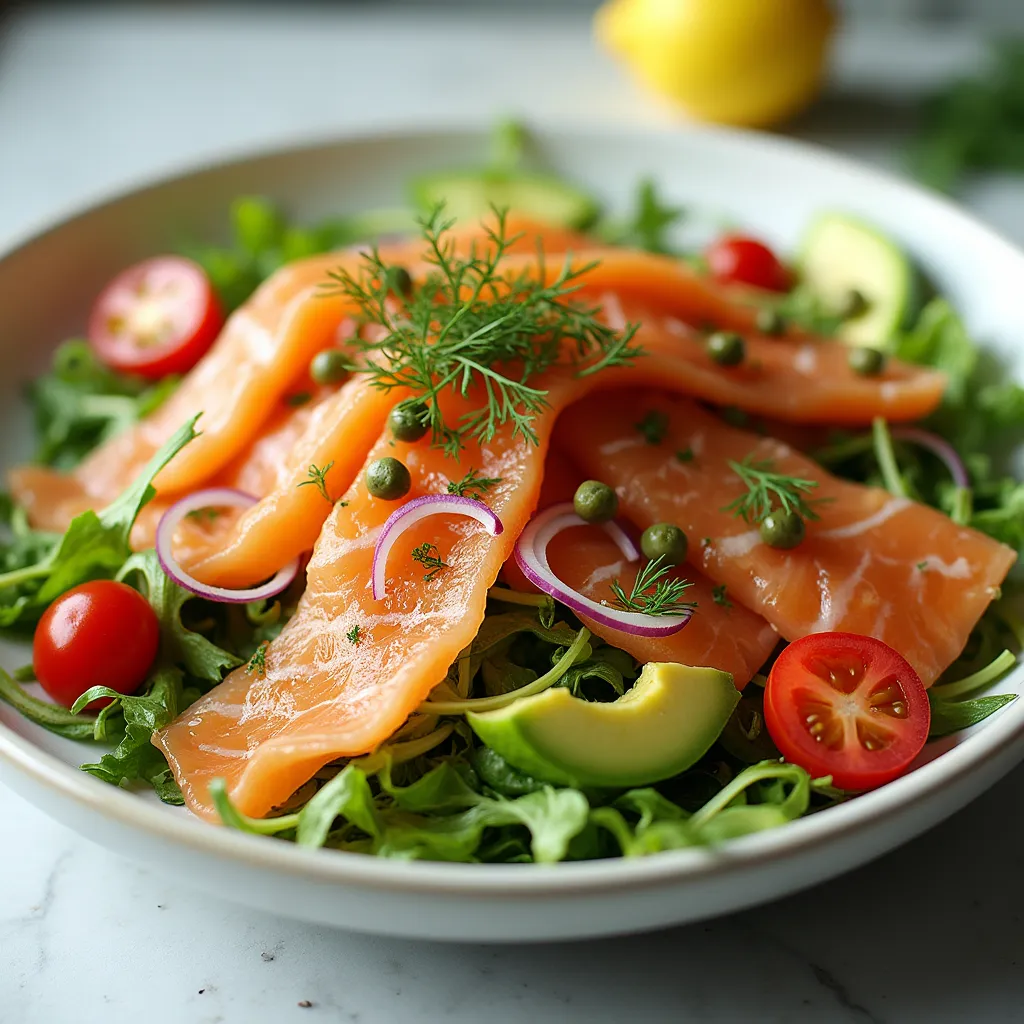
[763,632,930,791]
[705,234,791,293]
[33,581,160,710]
[88,256,223,379]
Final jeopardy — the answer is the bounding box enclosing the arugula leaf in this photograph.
[117,550,242,684]
[0,416,199,627]
[71,667,186,804]
[187,196,416,312]
[600,178,685,254]
[928,690,1018,739]
[29,340,178,470]
[0,667,98,741]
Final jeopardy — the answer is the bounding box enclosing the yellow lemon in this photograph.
[596,0,837,128]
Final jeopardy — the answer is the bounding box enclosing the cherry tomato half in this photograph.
[763,632,930,792]
[33,581,160,710]
[705,234,790,293]
[88,256,223,379]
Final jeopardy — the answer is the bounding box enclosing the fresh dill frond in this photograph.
[246,642,268,676]
[635,409,669,445]
[411,542,448,581]
[675,447,694,463]
[346,624,362,645]
[186,507,221,523]
[447,467,502,500]
[320,205,643,456]
[609,555,697,617]
[298,461,335,503]
[722,455,826,525]
[712,584,732,609]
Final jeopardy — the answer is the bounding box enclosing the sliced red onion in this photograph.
[513,503,693,638]
[891,428,969,489]
[372,495,504,600]
[156,488,300,603]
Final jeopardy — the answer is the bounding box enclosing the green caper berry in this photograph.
[707,331,745,367]
[309,349,350,386]
[839,288,869,320]
[384,265,413,297]
[388,401,429,443]
[573,480,618,524]
[640,523,688,565]
[848,346,887,377]
[755,308,787,336]
[366,457,411,501]
[759,510,805,549]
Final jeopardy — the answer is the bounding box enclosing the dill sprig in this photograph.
[712,584,732,609]
[411,542,448,581]
[346,624,362,645]
[298,461,334,503]
[610,556,697,617]
[722,455,826,525]
[321,205,643,456]
[246,642,268,676]
[447,467,502,500]
[635,409,669,445]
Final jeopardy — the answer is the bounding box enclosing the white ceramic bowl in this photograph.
[0,125,1021,942]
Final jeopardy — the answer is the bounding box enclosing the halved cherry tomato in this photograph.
[705,234,790,292]
[88,256,223,379]
[33,581,160,710]
[763,632,930,791]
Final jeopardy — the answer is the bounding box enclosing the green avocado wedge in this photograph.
[409,170,600,230]
[799,212,918,350]
[467,663,740,789]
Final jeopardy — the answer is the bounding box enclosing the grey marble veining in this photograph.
[2,8,1023,1022]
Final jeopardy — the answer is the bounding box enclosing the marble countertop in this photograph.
[3,8,1024,1022]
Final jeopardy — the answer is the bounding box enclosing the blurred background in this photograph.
[4,0,1024,248]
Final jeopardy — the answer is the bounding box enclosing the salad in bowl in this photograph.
[1,124,1021,866]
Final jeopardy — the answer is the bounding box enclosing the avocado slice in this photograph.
[467,663,740,789]
[799,212,917,349]
[410,171,600,230]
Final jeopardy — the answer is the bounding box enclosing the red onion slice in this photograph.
[891,427,969,489]
[156,488,300,603]
[513,503,693,638]
[372,494,504,600]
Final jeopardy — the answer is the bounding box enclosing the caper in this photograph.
[384,265,413,297]
[838,288,869,320]
[755,308,787,336]
[365,457,411,501]
[309,349,350,386]
[848,346,887,377]
[707,331,745,367]
[573,480,618,524]
[640,523,688,565]
[388,401,430,443]
[759,509,805,549]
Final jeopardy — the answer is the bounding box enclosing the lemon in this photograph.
[596,0,837,128]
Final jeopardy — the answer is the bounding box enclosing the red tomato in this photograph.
[705,234,790,292]
[33,581,160,710]
[763,632,930,791]
[88,256,223,379]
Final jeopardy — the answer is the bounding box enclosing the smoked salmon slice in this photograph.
[503,449,779,688]
[556,390,1016,685]
[164,258,946,590]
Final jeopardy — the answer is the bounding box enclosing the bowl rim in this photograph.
[1,118,1022,897]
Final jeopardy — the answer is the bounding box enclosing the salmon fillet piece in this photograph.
[556,390,1016,685]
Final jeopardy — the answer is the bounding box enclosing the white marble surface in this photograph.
[2,7,1024,1022]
